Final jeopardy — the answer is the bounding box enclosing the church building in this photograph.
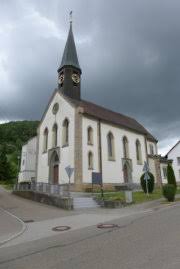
[19,20,169,191]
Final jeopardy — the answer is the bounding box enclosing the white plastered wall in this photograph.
[82,118,147,184]
[18,137,37,182]
[167,142,180,182]
[37,92,75,184]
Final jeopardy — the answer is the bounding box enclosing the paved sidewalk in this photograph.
[0,208,24,245]
[1,186,178,248]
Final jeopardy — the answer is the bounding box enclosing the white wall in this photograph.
[82,117,99,183]
[37,92,75,184]
[82,117,147,184]
[18,137,37,182]
[167,142,180,182]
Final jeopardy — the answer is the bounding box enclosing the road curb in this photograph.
[0,208,27,247]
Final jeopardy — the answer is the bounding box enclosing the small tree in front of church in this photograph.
[140,172,155,194]
[167,163,177,189]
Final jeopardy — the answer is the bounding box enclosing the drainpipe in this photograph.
[98,119,104,198]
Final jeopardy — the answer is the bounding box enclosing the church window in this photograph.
[62,119,69,146]
[136,139,142,164]
[149,144,154,155]
[162,167,167,179]
[123,136,129,158]
[43,127,48,152]
[88,151,93,169]
[52,123,58,147]
[107,132,115,160]
[87,127,93,145]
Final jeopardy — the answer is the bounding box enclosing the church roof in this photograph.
[65,94,157,142]
[58,23,81,71]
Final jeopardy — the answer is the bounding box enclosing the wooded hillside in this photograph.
[0,121,39,181]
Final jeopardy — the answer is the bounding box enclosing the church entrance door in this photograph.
[49,151,60,185]
[53,165,59,185]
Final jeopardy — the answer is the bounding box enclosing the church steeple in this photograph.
[58,13,81,100]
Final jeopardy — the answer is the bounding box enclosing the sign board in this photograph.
[143,161,149,173]
[92,172,102,185]
[144,172,150,181]
[65,165,74,179]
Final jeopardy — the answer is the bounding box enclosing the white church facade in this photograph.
[19,21,170,191]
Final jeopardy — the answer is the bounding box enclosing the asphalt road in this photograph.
[0,203,180,269]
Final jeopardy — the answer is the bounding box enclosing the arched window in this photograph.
[149,144,154,155]
[123,136,129,158]
[43,127,48,152]
[88,151,93,169]
[62,119,69,146]
[107,132,115,160]
[136,139,142,163]
[87,127,93,145]
[52,123,58,147]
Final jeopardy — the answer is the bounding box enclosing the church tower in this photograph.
[57,16,81,100]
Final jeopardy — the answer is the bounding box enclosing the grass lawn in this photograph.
[96,187,180,204]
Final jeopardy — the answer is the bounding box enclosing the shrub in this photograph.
[140,172,155,194]
[167,163,177,189]
[162,184,176,202]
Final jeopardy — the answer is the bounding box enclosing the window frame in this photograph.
[107,132,115,161]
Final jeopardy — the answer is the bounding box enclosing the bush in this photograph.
[162,184,176,202]
[140,172,155,194]
[167,163,177,189]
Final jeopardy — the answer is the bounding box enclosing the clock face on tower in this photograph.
[58,73,64,84]
[72,73,80,84]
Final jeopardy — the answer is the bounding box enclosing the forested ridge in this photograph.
[0,120,39,181]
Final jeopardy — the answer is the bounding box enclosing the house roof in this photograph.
[65,94,157,142]
[166,140,180,156]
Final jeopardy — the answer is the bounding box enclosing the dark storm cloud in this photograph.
[0,0,179,154]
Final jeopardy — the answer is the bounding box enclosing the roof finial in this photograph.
[69,10,73,24]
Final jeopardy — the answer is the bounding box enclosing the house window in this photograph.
[107,132,115,160]
[163,167,167,179]
[62,119,69,146]
[88,151,93,169]
[87,127,93,145]
[43,127,48,152]
[52,123,58,147]
[149,144,154,155]
[123,136,129,158]
[136,139,142,164]
[177,157,180,165]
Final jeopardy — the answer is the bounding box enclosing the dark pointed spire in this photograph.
[58,14,81,72]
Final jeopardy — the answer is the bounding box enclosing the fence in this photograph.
[14,182,69,196]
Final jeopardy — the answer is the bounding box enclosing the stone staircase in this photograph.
[73,197,100,209]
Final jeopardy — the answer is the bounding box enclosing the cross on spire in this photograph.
[69,11,73,24]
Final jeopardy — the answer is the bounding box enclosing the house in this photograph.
[165,140,180,183]
[18,136,37,183]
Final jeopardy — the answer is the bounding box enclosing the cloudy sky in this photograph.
[0,0,179,154]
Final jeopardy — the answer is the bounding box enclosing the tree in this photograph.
[167,163,177,189]
[0,145,11,181]
[140,172,155,193]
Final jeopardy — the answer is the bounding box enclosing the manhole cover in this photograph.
[52,226,71,232]
[23,219,34,223]
[97,223,119,229]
